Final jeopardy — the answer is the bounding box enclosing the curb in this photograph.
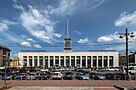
[113,85,128,90]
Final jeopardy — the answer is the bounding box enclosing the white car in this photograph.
[51,72,62,80]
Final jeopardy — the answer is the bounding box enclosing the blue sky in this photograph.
[0,0,136,57]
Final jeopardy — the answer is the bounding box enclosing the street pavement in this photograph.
[0,80,136,90]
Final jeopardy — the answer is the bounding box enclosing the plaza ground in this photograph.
[0,80,136,90]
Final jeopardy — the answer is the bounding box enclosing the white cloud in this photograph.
[97,36,113,42]
[0,23,9,31]
[77,38,89,44]
[16,4,56,44]
[12,0,106,44]
[54,33,61,38]
[34,44,42,48]
[115,11,136,26]
[0,19,20,42]
[26,38,36,43]
[20,41,32,47]
[97,32,119,43]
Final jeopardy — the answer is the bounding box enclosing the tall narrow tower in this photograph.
[64,15,72,52]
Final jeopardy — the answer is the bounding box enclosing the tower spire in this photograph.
[64,15,72,52]
[66,15,69,38]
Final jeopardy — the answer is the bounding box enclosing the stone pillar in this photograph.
[32,56,34,67]
[107,56,109,67]
[59,56,61,67]
[27,56,29,67]
[48,56,50,68]
[69,56,71,67]
[96,56,98,68]
[86,56,88,68]
[37,56,39,66]
[64,56,66,67]
[102,56,104,68]
[80,56,82,68]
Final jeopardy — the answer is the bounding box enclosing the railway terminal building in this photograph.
[18,50,119,68]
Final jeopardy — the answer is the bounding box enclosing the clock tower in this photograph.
[64,15,72,52]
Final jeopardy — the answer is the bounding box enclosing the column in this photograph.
[102,56,104,68]
[32,56,34,67]
[96,56,98,68]
[59,56,61,67]
[86,56,88,68]
[80,56,82,68]
[27,56,29,67]
[43,57,45,68]
[48,56,50,68]
[91,56,93,68]
[37,56,39,66]
[107,56,109,67]
[69,56,71,67]
[64,56,66,67]
[75,56,77,67]
[53,56,55,66]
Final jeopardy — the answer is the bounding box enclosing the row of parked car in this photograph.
[0,66,136,80]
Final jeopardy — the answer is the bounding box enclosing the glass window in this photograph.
[71,56,75,67]
[66,56,70,67]
[87,56,91,68]
[82,56,86,67]
[45,56,48,68]
[76,56,80,67]
[55,56,59,66]
[93,56,97,67]
[60,56,64,67]
[98,56,102,67]
[109,56,114,67]
[50,56,54,67]
[104,56,108,67]
[39,56,43,66]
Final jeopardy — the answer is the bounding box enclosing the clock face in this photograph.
[65,39,71,48]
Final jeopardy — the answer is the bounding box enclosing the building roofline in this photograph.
[0,44,10,51]
[20,50,118,52]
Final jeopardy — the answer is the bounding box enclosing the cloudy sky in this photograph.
[0,0,136,57]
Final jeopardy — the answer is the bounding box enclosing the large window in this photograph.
[45,56,48,68]
[87,56,91,68]
[76,56,80,67]
[29,56,32,67]
[39,56,43,66]
[104,56,108,67]
[60,56,64,67]
[34,56,37,67]
[71,56,75,67]
[109,56,113,67]
[50,56,53,67]
[93,56,97,67]
[82,56,86,67]
[23,56,27,66]
[55,56,59,66]
[66,56,70,67]
[98,56,102,67]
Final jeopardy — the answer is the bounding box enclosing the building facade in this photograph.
[18,50,119,68]
[0,45,10,67]
[9,58,19,67]
[129,52,136,65]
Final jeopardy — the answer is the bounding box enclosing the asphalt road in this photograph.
[0,80,136,89]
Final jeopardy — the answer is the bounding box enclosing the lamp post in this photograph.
[119,28,135,80]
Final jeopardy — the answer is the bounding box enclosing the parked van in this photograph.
[128,66,136,75]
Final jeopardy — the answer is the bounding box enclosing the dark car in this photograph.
[75,72,89,80]
[63,72,73,80]
[38,72,50,80]
[90,72,106,80]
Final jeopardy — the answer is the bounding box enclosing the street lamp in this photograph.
[119,28,135,80]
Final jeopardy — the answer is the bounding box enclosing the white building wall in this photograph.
[18,51,119,68]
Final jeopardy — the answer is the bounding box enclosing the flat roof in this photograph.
[20,50,117,52]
